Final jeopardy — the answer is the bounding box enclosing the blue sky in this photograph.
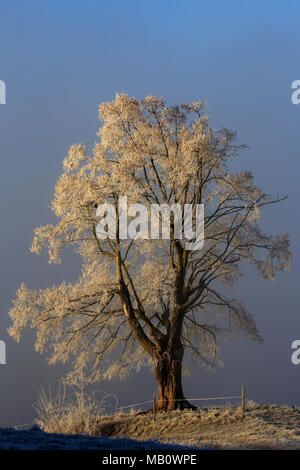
[0,0,300,426]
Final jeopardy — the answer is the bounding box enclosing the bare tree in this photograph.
[9,94,291,410]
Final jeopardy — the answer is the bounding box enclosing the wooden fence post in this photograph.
[241,385,245,419]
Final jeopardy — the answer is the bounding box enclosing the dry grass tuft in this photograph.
[35,385,116,436]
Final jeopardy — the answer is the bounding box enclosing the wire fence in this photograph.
[114,385,246,418]
[114,396,241,411]
[3,421,35,430]
[5,385,246,428]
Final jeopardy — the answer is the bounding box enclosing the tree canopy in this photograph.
[9,94,291,408]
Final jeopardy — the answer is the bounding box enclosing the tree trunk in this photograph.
[153,344,195,411]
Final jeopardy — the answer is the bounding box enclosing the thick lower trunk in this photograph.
[153,346,195,411]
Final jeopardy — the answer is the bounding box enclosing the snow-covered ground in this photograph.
[0,426,199,450]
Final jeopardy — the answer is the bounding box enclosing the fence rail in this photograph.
[157,395,241,402]
[115,385,246,419]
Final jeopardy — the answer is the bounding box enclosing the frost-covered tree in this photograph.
[9,94,291,410]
